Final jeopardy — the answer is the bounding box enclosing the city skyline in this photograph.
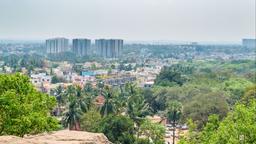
[0,0,255,42]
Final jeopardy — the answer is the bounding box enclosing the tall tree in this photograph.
[74,86,92,113]
[99,115,135,144]
[100,86,117,117]
[182,91,228,129]
[62,85,92,130]
[80,108,102,132]
[167,100,182,144]
[139,119,165,144]
[62,95,83,130]
[51,85,66,116]
[125,83,150,137]
[0,73,59,137]
[155,66,186,87]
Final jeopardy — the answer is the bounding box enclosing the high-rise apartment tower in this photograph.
[46,38,69,54]
[95,39,123,58]
[72,39,91,56]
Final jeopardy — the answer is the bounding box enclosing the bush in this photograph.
[0,73,59,137]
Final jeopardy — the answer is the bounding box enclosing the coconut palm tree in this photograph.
[62,95,83,130]
[74,86,92,113]
[114,85,128,114]
[124,83,151,137]
[51,85,65,116]
[100,86,117,117]
[83,82,94,94]
[167,100,182,144]
[65,85,92,112]
[125,82,138,96]
[127,95,150,121]
[127,94,150,138]
[62,85,92,130]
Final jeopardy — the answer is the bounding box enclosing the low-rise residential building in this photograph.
[104,76,136,86]
[31,73,51,85]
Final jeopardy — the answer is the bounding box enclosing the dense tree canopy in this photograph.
[0,73,59,137]
[138,119,165,144]
[99,115,135,144]
[182,91,229,129]
[80,108,101,132]
[179,86,256,144]
[155,66,186,87]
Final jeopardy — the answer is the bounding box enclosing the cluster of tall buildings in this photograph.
[46,38,123,58]
[242,39,256,49]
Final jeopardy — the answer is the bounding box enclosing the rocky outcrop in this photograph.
[0,130,111,144]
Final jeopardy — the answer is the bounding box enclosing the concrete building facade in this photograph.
[95,39,123,58]
[72,39,91,56]
[242,39,256,48]
[46,38,69,54]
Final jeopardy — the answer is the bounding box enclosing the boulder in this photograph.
[0,130,111,144]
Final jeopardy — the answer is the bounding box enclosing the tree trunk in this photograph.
[70,121,81,131]
[172,112,176,144]
[173,119,175,144]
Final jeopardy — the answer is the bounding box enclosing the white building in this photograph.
[46,38,69,54]
[242,39,256,48]
[95,39,123,58]
[30,73,51,85]
[72,39,91,57]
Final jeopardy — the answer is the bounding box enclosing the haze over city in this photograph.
[0,0,256,144]
[0,0,255,42]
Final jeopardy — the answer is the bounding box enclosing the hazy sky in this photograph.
[0,0,255,42]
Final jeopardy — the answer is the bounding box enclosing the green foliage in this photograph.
[144,87,167,113]
[182,91,228,129]
[199,115,220,144]
[223,78,254,105]
[51,63,59,68]
[124,83,151,137]
[50,85,66,116]
[47,52,102,63]
[179,119,199,144]
[2,54,45,72]
[207,100,256,144]
[167,100,182,123]
[180,99,256,144]
[100,86,118,116]
[240,85,256,105]
[151,83,229,130]
[51,75,59,84]
[111,64,116,69]
[155,66,186,87]
[62,85,92,130]
[51,75,66,84]
[72,64,83,75]
[118,63,133,71]
[0,73,59,137]
[193,60,256,76]
[138,119,165,144]
[83,82,94,92]
[62,95,83,130]
[127,93,150,124]
[80,108,101,132]
[99,115,135,144]
[47,52,77,62]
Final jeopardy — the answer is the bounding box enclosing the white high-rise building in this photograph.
[242,39,256,49]
[72,39,91,57]
[95,39,123,58]
[46,38,69,54]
